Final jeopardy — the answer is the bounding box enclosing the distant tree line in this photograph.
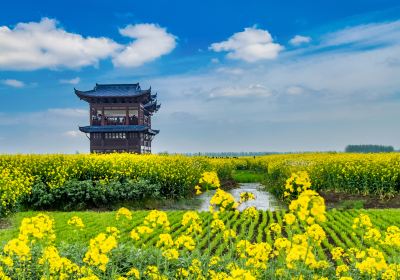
[345,145,394,153]
[158,151,278,157]
[158,147,397,157]
[186,152,279,157]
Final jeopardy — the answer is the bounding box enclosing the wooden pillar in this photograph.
[138,105,143,125]
[125,106,129,125]
[101,106,105,125]
[90,104,93,125]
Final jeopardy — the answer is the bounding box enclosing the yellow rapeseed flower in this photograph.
[67,216,85,229]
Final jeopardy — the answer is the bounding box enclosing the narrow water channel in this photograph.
[197,183,283,211]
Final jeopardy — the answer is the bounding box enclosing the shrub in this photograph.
[21,179,162,211]
[345,144,394,153]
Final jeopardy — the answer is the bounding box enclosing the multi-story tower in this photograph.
[75,83,160,153]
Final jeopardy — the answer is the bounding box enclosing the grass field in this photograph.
[231,170,265,183]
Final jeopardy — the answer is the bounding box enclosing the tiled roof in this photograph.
[79,125,159,135]
[144,100,161,112]
[75,83,151,98]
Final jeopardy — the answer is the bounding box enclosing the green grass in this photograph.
[0,211,128,246]
[232,170,265,183]
[336,199,366,210]
[113,197,203,211]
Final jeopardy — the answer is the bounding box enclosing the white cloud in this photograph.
[3,19,400,153]
[0,18,121,70]
[59,77,80,85]
[0,108,88,126]
[208,84,272,99]
[286,86,305,95]
[147,20,400,143]
[209,27,283,62]
[0,108,89,153]
[1,79,25,88]
[289,35,311,46]
[64,130,81,137]
[321,20,400,47]
[0,18,177,71]
[112,23,177,68]
[47,108,87,117]
[215,67,244,75]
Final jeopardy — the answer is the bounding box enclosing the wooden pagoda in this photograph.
[75,83,160,154]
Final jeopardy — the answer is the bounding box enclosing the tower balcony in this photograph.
[91,116,139,126]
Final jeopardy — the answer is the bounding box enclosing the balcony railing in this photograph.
[91,116,139,126]
[128,117,139,125]
[92,119,101,125]
[105,118,126,125]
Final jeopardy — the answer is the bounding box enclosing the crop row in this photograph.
[2,209,400,258]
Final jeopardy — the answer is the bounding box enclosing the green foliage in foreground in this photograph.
[1,208,400,279]
[1,208,400,253]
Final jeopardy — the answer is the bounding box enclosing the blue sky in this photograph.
[1,0,400,153]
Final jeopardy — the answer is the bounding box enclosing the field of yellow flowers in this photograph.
[240,153,400,198]
[1,171,400,279]
[0,154,239,215]
[2,152,400,216]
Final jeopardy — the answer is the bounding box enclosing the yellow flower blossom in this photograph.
[144,265,167,280]
[3,238,31,261]
[181,211,202,234]
[210,189,238,212]
[223,229,237,241]
[331,247,344,260]
[211,219,226,233]
[143,210,170,231]
[306,224,326,244]
[174,235,195,251]
[130,229,140,241]
[83,232,117,271]
[68,216,85,229]
[268,223,281,235]
[283,213,296,226]
[336,264,349,277]
[136,226,154,235]
[126,268,140,279]
[156,233,174,248]
[242,207,258,219]
[115,207,132,221]
[209,256,220,266]
[239,192,255,203]
[162,248,179,260]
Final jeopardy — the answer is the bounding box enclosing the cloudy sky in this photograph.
[1,0,400,153]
